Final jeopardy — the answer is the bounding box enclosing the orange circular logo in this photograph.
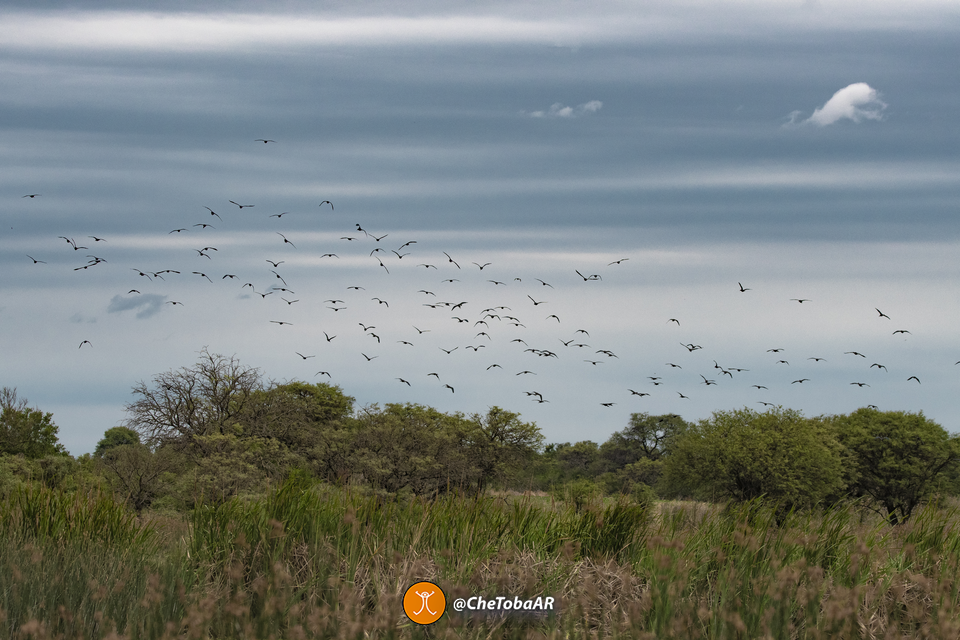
[403,581,446,625]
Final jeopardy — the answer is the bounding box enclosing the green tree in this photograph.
[468,406,544,492]
[239,381,354,451]
[554,441,601,480]
[95,426,141,457]
[349,403,477,496]
[597,413,689,492]
[661,406,844,509]
[833,408,960,525]
[0,387,66,458]
[99,443,185,512]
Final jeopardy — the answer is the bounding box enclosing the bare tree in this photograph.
[124,348,261,454]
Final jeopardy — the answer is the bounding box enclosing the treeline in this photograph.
[3,349,959,524]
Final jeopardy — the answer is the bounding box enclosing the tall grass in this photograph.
[5,479,960,638]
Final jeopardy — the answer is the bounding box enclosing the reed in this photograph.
[4,478,960,638]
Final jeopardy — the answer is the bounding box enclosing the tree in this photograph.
[239,381,354,450]
[468,406,544,491]
[0,387,66,458]
[833,408,960,525]
[95,426,140,457]
[349,403,477,496]
[554,441,601,480]
[124,349,261,455]
[661,406,844,509]
[597,413,689,490]
[100,443,185,512]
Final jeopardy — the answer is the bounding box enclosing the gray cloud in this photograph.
[106,293,165,319]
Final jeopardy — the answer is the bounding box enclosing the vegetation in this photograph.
[3,352,960,637]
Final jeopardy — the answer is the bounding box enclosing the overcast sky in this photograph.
[3,1,960,455]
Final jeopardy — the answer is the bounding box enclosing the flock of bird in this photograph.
[11,139,941,427]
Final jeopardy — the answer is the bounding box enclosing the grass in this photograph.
[4,479,960,638]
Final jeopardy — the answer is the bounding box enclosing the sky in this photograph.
[2,0,960,455]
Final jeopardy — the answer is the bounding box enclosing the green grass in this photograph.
[4,479,960,638]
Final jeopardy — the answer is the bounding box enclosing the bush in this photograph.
[661,406,845,510]
[833,408,960,524]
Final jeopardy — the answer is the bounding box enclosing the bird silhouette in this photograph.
[876,308,891,319]
[444,384,455,393]
[229,200,254,208]
[738,282,751,292]
[26,255,46,264]
[295,352,315,360]
[79,340,91,348]
[319,200,334,210]
[254,139,276,143]
[442,252,460,269]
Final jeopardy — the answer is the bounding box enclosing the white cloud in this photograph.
[528,100,602,118]
[791,82,887,127]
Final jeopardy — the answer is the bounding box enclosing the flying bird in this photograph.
[26,255,46,264]
[276,233,296,248]
[319,200,334,210]
[876,308,891,319]
[444,384,455,393]
[473,262,492,270]
[229,200,254,209]
[738,283,751,292]
[78,340,91,348]
[255,139,276,143]
[295,352,315,360]
[908,376,921,384]
[270,320,293,326]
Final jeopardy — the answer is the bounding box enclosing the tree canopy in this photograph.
[0,387,65,458]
